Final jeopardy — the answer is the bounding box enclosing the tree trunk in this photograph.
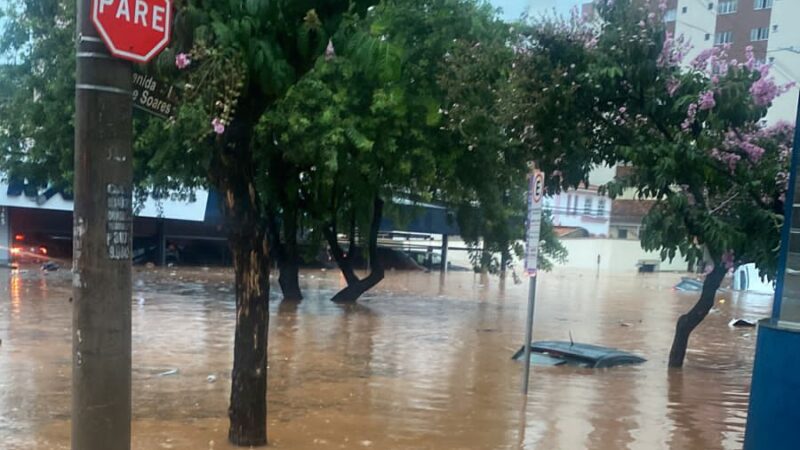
[279,261,302,302]
[324,197,385,303]
[668,264,727,368]
[277,208,303,302]
[210,100,271,446]
[227,222,269,446]
[500,248,510,279]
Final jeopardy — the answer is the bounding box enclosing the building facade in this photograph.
[544,186,612,237]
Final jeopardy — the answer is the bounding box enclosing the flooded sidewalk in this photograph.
[0,267,770,449]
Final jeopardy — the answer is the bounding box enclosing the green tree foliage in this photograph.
[437,19,570,274]
[0,1,75,191]
[255,0,549,300]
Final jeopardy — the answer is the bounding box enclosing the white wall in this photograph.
[765,0,800,125]
[556,238,689,273]
[0,183,210,222]
[674,0,718,65]
[545,190,611,237]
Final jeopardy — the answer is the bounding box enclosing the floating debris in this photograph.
[729,318,757,328]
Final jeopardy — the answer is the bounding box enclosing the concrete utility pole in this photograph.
[72,0,133,448]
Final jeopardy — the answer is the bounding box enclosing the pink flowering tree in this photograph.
[582,0,795,367]
[500,0,794,367]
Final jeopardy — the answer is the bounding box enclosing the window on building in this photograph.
[682,6,688,13]
[718,0,738,14]
[751,27,769,41]
[597,199,606,217]
[773,24,779,32]
[664,8,677,21]
[754,0,773,10]
[618,229,629,239]
[715,31,733,45]
[709,2,714,10]
[583,197,593,216]
[705,33,711,41]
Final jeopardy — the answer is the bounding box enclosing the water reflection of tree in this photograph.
[667,371,716,449]
[269,291,382,437]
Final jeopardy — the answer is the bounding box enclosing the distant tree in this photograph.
[437,17,574,274]
[258,0,542,301]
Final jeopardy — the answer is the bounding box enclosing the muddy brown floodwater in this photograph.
[0,266,770,449]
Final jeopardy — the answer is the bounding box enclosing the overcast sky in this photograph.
[492,0,584,21]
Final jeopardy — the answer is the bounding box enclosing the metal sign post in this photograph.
[72,1,171,448]
[522,170,544,395]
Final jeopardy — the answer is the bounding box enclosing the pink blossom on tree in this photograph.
[175,53,191,69]
[658,32,690,68]
[666,78,681,96]
[698,90,716,111]
[744,45,756,70]
[681,102,698,131]
[325,39,336,61]
[741,141,766,162]
[690,48,717,71]
[211,118,225,135]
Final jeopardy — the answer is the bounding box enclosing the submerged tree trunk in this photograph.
[227,218,269,446]
[210,101,270,446]
[277,207,303,302]
[324,197,385,303]
[220,176,270,446]
[279,261,302,301]
[668,264,727,368]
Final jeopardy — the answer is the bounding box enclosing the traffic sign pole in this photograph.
[521,273,538,395]
[522,170,544,395]
[72,1,138,448]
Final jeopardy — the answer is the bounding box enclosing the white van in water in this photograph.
[732,263,774,295]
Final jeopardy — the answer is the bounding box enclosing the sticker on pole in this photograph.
[525,170,545,276]
[92,0,172,64]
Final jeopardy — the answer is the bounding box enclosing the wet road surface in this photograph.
[0,267,769,449]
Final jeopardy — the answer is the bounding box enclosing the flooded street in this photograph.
[0,267,769,449]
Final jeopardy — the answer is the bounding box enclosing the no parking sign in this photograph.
[525,171,545,275]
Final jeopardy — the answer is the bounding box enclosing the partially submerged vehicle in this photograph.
[512,341,646,368]
[674,277,705,292]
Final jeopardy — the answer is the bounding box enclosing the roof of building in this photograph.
[611,199,655,224]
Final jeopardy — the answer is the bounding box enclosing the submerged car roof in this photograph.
[512,340,646,368]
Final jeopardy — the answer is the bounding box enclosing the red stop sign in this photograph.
[92,0,172,64]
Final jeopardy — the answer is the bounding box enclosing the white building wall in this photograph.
[545,189,611,237]
[557,238,689,273]
[0,183,210,222]
[765,0,800,124]
[673,0,718,64]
